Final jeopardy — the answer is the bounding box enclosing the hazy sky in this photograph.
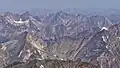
[0,0,120,12]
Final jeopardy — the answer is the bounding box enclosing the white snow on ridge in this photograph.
[40,65,44,68]
[102,36,106,42]
[106,45,108,49]
[101,27,108,31]
[117,37,120,39]
[14,18,29,24]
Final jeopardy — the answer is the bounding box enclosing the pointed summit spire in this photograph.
[20,11,31,21]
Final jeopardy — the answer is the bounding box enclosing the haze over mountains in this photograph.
[0,9,120,68]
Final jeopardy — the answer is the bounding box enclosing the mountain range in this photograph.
[0,10,120,68]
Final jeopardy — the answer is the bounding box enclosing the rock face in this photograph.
[0,10,120,68]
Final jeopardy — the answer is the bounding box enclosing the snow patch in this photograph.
[109,49,114,55]
[113,58,115,61]
[106,45,109,50]
[117,37,120,39]
[93,49,100,51]
[106,36,109,39]
[54,54,57,57]
[40,65,44,68]
[18,50,23,58]
[1,45,7,50]
[100,52,105,57]
[14,18,29,24]
[61,59,64,60]
[102,36,106,42]
[101,27,108,31]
